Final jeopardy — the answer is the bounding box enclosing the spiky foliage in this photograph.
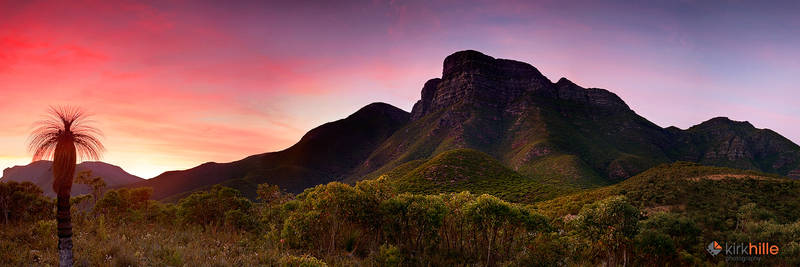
[28,106,104,196]
[29,106,104,161]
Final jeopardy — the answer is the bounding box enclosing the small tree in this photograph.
[0,181,52,224]
[571,195,639,266]
[257,183,290,205]
[465,194,550,265]
[177,185,252,232]
[74,170,106,206]
[94,187,153,217]
[381,193,447,259]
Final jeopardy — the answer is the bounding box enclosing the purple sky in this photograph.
[1,0,798,178]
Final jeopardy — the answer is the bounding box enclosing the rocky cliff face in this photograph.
[554,78,630,110]
[411,50,552,120]
[666,117,800,175]
[357,50,800,186]
[410,50,631,121]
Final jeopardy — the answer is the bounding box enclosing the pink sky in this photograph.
[1,0,798,178]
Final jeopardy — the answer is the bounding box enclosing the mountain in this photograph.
[346,50,800,188]
[1,161,144,197]
[135,50,800,201]
[665,117,800,175]
[131,103,410,200]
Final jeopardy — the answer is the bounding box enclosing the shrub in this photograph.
[224,209,255,231]
[570,195,639,265]
[279,254,328,267]
[177,185,252,231]
[94,187,153,217]
[376,244,403,266]
[0,181,52,224]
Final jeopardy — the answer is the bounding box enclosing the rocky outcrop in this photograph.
[555,78,630,110]
[410,50,631,121]
[410,79,441,120]
[411,50,554,120]
[666,117,800,175]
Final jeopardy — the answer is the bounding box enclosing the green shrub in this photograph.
[177,185,252,231]
[376,244,403,266]
[94,187,153,218]
[279,254,328,267]
[0,181,53,224]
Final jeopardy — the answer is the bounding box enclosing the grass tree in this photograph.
[28,106,104,267]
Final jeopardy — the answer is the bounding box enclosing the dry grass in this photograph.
[0,213,330,266]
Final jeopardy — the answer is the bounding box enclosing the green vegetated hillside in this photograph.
[536,161,800,224]
[382,148,579,203]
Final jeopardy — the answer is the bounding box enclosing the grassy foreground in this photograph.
[3,162,800,266]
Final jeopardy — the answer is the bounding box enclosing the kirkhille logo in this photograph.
[707,241,722,256]
[706,241,779,256]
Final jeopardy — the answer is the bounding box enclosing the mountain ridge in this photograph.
[130,102,410,200]
[1,160,144,197]
[128,50,800,200]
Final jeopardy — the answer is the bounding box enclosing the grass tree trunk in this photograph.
[56,194,73,267]
[53,139,77,267]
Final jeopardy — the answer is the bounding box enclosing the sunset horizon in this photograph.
[2,1,799,179]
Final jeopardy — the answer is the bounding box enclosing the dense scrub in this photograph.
[2,162,800,265]
[385,148,577,203]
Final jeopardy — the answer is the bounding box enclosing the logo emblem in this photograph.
[707,241,722,256]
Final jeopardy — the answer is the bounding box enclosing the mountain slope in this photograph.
[382,148,578,203]
[1,161,143,197]
[534,162,795,220]
[131,102,410,200]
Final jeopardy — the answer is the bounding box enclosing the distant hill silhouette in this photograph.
[132,50,800,200]
[1,161,143,197]
[130,103,410,200]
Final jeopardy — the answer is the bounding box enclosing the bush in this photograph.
[570,195,639,265]
[177,185,252,231]
[94,187,153,218]
[224,209,255,231]
[279,254,328,267]
[0,181,52,224]
[376,244,403,266]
